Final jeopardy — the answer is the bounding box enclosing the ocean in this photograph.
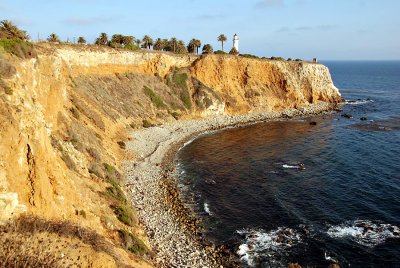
[176,61,400,267]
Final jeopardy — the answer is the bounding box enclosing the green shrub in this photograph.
[79,210,86,218]
[172,72,188,89]
[172,71,192,109]
[112,205,137,226]
[270,56,285,61]
[125,44,140,51]
[170,111,180,120]
[118,230,148,256]
[143,86,167,109]
[0,38,36,58]
[295,58,303,62]
[239,53,259,59]
[105,176,126,203]
[214,50,227,55]
[142,119,153,128]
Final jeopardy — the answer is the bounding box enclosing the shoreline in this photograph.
[124,102,340,267]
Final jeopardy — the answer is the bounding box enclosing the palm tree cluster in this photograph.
[0,20,29,41]
[92,32,233,55]
[47,33,61,43]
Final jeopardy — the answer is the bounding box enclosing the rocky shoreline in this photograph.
[124,102,340,268]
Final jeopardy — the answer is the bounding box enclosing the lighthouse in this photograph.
[233,33,239,52]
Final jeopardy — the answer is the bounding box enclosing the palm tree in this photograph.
[77,36,86,44]
[194,39,202,54]
[95,33,108,45]
[111,34,124,45]
[135,39,141,47]
[123,36,134,46]
[153,38,165,51]
[202,44,213,54]
[218,34,227,52]
[176,40,188,54]
[47,33,60,43]
[188,38,197,54]
[170,37,178,53]
[0,20,29,40]
[142,35,153,49]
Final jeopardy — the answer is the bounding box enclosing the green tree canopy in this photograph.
[77,36,86,44]
[188,38,197,54]
[95,33,108,45]
[229,47,239,55]
[202,44,213,54]
[141,35,153,49]
[153,38,165,51]
[0,20,29,40]
[47,33,61,43]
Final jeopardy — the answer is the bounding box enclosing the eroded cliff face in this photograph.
[191,55,342,113]
[0,44,342,266]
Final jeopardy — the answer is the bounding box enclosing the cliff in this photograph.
[0,43,342,267]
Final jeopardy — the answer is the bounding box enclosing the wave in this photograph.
[327,220,400,247]
[282,163,305,170]
[236,227,305,267]
[344,99,374,105]
[204,202,212,215]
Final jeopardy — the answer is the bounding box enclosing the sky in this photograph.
[1,0,399,60]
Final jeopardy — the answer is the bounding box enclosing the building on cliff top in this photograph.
[233,33,239,53]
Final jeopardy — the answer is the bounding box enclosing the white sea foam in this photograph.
[282,164,305,170]
[345,99,374,105]
[204,202,212,215]
[327,220,400,247]
[237,227,304,267]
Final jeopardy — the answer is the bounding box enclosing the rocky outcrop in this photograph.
[0,193,27,223]
[191,55,342,113]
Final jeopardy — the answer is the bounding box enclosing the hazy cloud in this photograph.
[195,14,225,20]
[277,25,337,33]
[62,16,114,26]
[296,26,312,31]
[254,0,285,9]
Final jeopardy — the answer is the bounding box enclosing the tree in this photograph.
[142,35,153,49]
[194,39,201,54]
[47,33,61,43]
[77,36,86,44]
[176,40,188,54]
[217,34,227,52]
[188,38,197,54]
[135,39,141,47]
[153,38,165,51]
[123,36,134,46]
[0,20,29,40]
[95,33,108,45]
[229,47,239,55]
[169,37,178,53]
[111,34,124,45]
[202,44,213,54]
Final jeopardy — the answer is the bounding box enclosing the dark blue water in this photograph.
[176,61,400,267]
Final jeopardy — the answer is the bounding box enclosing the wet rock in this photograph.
[341,113,353,119]
[360,117,368,121]
[309,121,317,125]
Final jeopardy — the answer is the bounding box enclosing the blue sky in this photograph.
[1,0,399,60]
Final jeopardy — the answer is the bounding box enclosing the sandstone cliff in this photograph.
[0,43,342,266]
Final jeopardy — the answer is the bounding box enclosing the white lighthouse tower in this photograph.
[233,33,239,52]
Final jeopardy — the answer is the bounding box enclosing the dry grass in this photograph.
[0,215,127,267]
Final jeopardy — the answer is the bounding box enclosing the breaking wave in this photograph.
[327,220,400,247]
[237,227,306,267]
